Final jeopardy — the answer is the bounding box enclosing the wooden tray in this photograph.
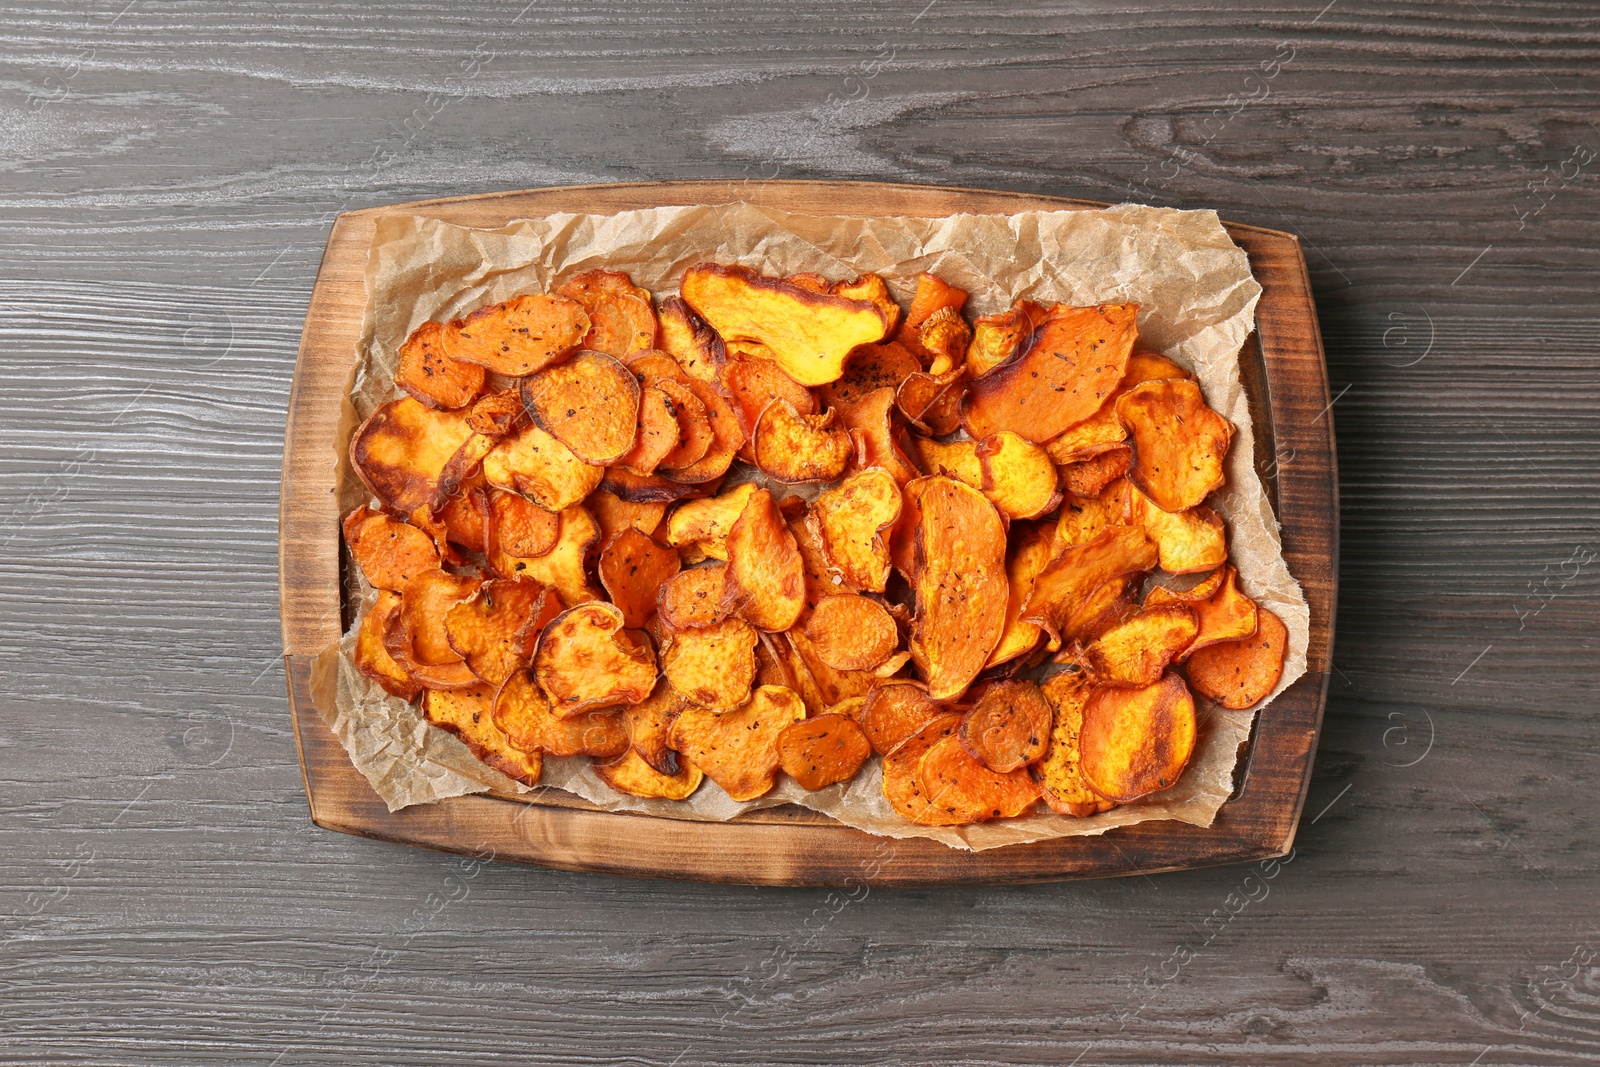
[279,180,1337,886]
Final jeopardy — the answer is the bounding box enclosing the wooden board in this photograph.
[278,179,1335,886]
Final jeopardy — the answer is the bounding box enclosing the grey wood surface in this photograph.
[1,1,1596,1063]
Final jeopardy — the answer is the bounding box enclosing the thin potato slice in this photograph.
[444,575,562,685]
[493,503,602,607]
[668,685,807,801]
[917,735,1039,825]
[834,387,920,485]
[1041,350,1190,465]
[1061,575,1139,646]
[665,481,757,563]
[1056,479,1131,549]
[908,476,1009,701]
[1116,378,1234,512]
[721,488,806,632]
[354,591,422,701]
[909,435,980,485]
[1023,525,1157,644]
[1080,674,1196,802]
[832,273,902,336]
[721,357,815,456]
[894,273,969,352]
[819,342,921,412]
[597,527,681,628]
[623,681,689,774]
[489,489,559,559]
[881,712,962,822]
[662,616,759,709]
[1126,482,1227,574]
[617,385,679,475]
[556,269,657,359]
[654,378,715,471]
[784,629,881,713]
[1151,566,1259,660]
[660,375,745,484]
[422,685,543,787]
[656,563,731,630]
[752,401,853,484]
[1033,671,1115,816]
[399,570,481,665]
[978,432,1061,520]
[382,610,480,691]
[656,295,725,383]
[600,466,708,504]
[681,263,889,386]
[803,594,898,672]
[1081,604,1199,688]
[521,349,641,465]
[594,748,703,800]
[986,519,1056,668]
[441,293,589,376]
[395,319,485,410]
[896,367,965,436]
[465,389,526,437]
[917,306,972,373]
[587,490,666,545]
[860,681,941,756]
[1060,446,1132,498]
[967,300,1045,379]
[1184,607,1287,709]
[959,680,1052,773]
[809,468,901,593]
[351,397,476,514]
[787,505,843,605]
[777,714,872,791]
[481,421,603,513]
[342,506,440,592]
[533,602,657,716]
[437,484,491,554]
[493,669,629,758]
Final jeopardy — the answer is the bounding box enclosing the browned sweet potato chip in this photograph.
[354,591,422,701]
[660,375,745,484]
[1033,670,1116,816]
[652,378,714,472]
[786,272,829,293]
[493,668,629,757]
[1059,446,1132,498]
[962,303,1138,443]
[720,356,815,455]
[917,734,1039,825]
[966,300,1045,379]
[1116,378,1234,512]
[803,594,898,672]
[786,505,843,605]
[665,481,757,563]
[959,680,1052,773]
[437,484,491,554]
[809,468,901,593]
[1055,478,1131,548]
[656,563,731,630]
[784,629,884,712]
[481,421,603,513]
[721,488,806,632]
[441,294,589,376]
[860,680,941,756]
[894,273,968,352]
[656,295,725,383]
[395,319,485,410]
[682,263,890,386]
[881,712,962,821]
[834,387,920,485]
[616,385,679,475]
[986,519,1056,668]
[1081,604,1199,688]
[1126,482,1227,574]
[466,389,526,437]
[533,602,657,716]
[622,680,688,774]
[587,490,666,545]
[896,367,965,436]
[444,575,562,685]
[556,269,657,359]
[399,570,481,665]
[423,685,543,786]
[1185,606,1286,709]
[520,349,641,465]
[833,273,902,335]
[661,616,758,709]
[1023,525,1157,644]
[343,506,441,592]
[917,306,972,373]
[752,401,852,484]
[1080,674,1196,802]
[777,713,872,791]
[489,489,559,559]
[598,527,681,628]
[351,397,477,514]
[1151,565,1258,660]
[668,685,807,801]
[599,466,708,504]
[594,748,703,799]
[1060,575,1139,646]
[1041,350,1189,465]
[978,431,1061,520]
[382,608,480,691]
[491,503,602,607]
[908,476,1008,700]
[819,341,921,412]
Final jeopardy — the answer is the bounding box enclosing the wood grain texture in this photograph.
[2,0,1597,1062]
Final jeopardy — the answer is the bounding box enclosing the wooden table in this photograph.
[2,2,1595,1063]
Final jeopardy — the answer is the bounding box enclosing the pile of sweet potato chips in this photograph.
[345,262,1287,826]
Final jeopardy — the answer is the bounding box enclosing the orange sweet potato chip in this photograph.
[480,421,603,513]
[833,387,921,485]
[465,389,527,437]
[381,608,479,691]
[422,685,543,786]
[1059,446,1132,498]
[986,519,1056,668]
[859,680,942,756]
[667,685,807,801]
[656,563,731,630]
[437,483,491,554]
[917,734,1039,825]
[343,506,440,591]
[808,468,901,593]
[1126,482,1227,574]
[493,668,629,758]
[1116,378,1234,512]
[721,488,806,632]
[491,503,601,607]
[720,356,815,455]
[616,384,679,475]
[556,269,658,359]
[594,748,703,800]
[960,680,1051,773]
[1184,606,1286,709]
[802,594,899,672]
[659,375,745,484]
[777,713,872,791]
[785,272,829,293]
[832,273,902,335]
[916,306,972,373]
[819,341,921,412]
[656,295,725,383]
[665,481,757,563]
[896,367,965,436]
[1152,565,1258,660]
[599,465,709,504]
[521,349,641,465]
[1033,670,1115,816]
[894,273,968,351]
[395,319,485,410]
[961,302,1138,443]
[354,591,422,701]
[1079,673,1196,802]
[444,575,562,685]
[783,628,884,712]
[978,431,1062,521]
[1055,478,1131,548]
[909,434,981,485]
[597,527,681,628]
[908,476,1009,700]
[622,680,689,774]
[1041,349,1190,465]
[1060,575,1139,646]
[351,397,477,515]
[1024,523,1157,645]
[587,490,666,545]
[398,570,481,666]
[881,712,963,821]
[661,616,759,709]
[489,489,559,559]
[966,300,1045,379]
[752,401,853,484]
[533,602,658,717]
[652,377,714,472]
[681,263,890,386]
[1080,604,1199,688]
[440,293,589,376]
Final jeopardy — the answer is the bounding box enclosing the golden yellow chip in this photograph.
[664,481,757,563]
[422,685,543,787]
[1080,604,1199,688]
[752,400,853,484]
[594,748,703,800]
[532,602,658,716]
[480,421,603,513]
[493,669,630,758]
[661,616,759,709]
[808,468,901,593]
[1079,674,1196,802]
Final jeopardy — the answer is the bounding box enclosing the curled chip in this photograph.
[395,319,485,410]
[422,685,543,787]
[481,421,603,513]
[1116,378,1233,512]
[803,594,899,672]
[908,476,1009,700]
[617,385,679,475]
[1184,606,1286,709]
[399,570,482,665]
[1080,673,1196,802]
[721,357,815,455]
[896,367,965,436]
[489,489,559,559]
[860,681,941,756]
[1081,604,1199,688]
[492,503,601,607]
[668,685,807,801]
[656,295,725,383]
[832,273,901,335]
[1061,576,1138,646]
[833,387,920,485]
[656,563,731,630]
[967,300,1045,379]
[354,591,422,701]
[444,575,562,685]
[910,435,980,485]
[978,432,1061,520]
[382,608,479,691]
[661,375,745,484]
[1060,446,1132,498]
[959,680,1053,773]
[1023,525,1157,644]
[600,465,708,504]
[1033,671,1115,816]
[681,263,889,386]
[343,506,440,592]
[493,669,629,758]
[665,481,757,564]
[819,342,921,412]
[1041,349,1189,465]
[809,468,901,593]
[533,601,657,716]
[721,488,806,632]
[787,505,842,605]
[466,389,526,437]
[595,748,703,800]
[894,272,968,353]
[662,616,759,709]
[521,349,642,465]
[986,519,1056,668]
[623,681,689,774]
[597,527,681,628]
[777,713,872,791]
[1126,483,1226,574]
[556,269,658,359]
[962,302,1138,443]
[752,401,853,484]
[882,712,962,821]
[1056,478,1130,548]
[351,397,476,514]
[917,735,1039,825]
[917,306,972,373]
[441,293,589,376]
[437,484,491,554]
[653,378,714,471]
[784,629,882,714]
[588,489,666,545]
[1150,565,1258,659]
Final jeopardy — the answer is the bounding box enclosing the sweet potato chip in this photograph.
[819,341,921,412]
[616,385,679,475]
[600,466,708,504]
[622,680,688,774]
[961,302,1138,443]
[786,504,844,605]
[894,272,968,351]
[437,484,491,554]
[533,602,658,716]
[1153,566,1258,660]
[465,389,526,437]
[752,401,852,484]
[978,431,1062,520]
[808,468,901,593]
[720,356,815,454]
[354,591,422,701]
[351,397,476,514]
[918,734,1039,825]
[784,629,881,712]
[665,481,757,563]
[1081,604,1199,688]
[777,713,872,791]
[917,306,973,372]
[1033,670,1115,816]
[556,269,657,359]
[1059,446,1132,498]
[986,520,1055,668]
[395,319,485,410]
[881,712,962,821]
[444,575,562,685]
[1060,575,1138,646]
[489,489,559,559]
[1116,378,1234,512]
[659,375,745,484]
[966,300,1045,379]
[667,685,806,801]
[594,748,703,799]
[832,273,902,335]
[721,488,806,632]
[343,506,440,592]
[492,503,602,607]
[398,570,481,665]
[908,476,1009,700]
[909,435,980,485]
[888,473,930,583]
[656,563,731,630]
[1041,350,1189,465]
[960,679,1052,773]
[1185,606,1286,709]
[441,293,589,376]
[656,295,725,383]
[481,421,603,513]
[587,489,666,545]
[1126,483,1227,574]
[493,668,629,758]
[896,367,965,436]
[1146,566,1226,604]
[520,349,641,465]
[1124,351,1193,385]
[422,685,543,786]
[598,527,680,628]
[652,378,715,471]
[803,594,898,672]
[381,609,479,691]
[1055,479,1131,549]
[1080,673,1196,802]
[860,680,941,756]
[661,616,759,709]
[1023,525,1157,644]
[833,387,920,485]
